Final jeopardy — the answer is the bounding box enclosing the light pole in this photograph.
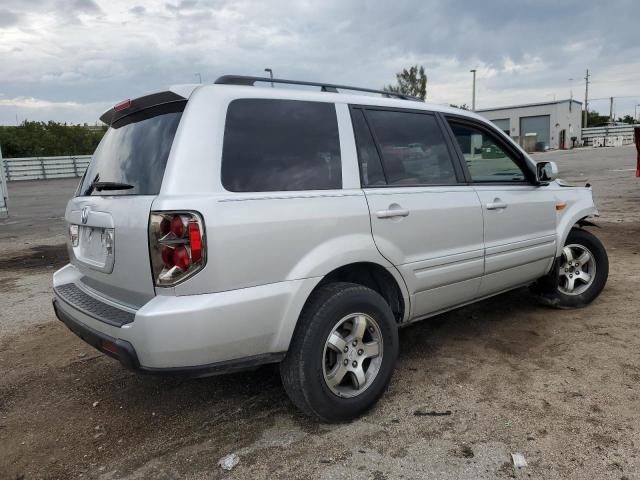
[470,69,477,111]
[194,73,202,83]
[583,69,590,128]
[636,104,640,123]
[264,68,274,87]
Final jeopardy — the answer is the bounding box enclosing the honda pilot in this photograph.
[53,75,609,421]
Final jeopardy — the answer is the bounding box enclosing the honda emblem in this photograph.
[81,206,90,225]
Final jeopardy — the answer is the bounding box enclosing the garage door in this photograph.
[520,115,550,151]
[491,118,510,136]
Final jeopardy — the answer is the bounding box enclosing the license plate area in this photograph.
[73,225,115,273]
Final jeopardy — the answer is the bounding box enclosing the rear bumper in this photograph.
[53,298,283,376]
[53,298,140,370]
[52,264,318,373]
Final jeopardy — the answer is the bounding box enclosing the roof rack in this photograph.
[214,75,423,102]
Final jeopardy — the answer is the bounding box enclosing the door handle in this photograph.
[376,208,410,219]
[486,201,508,210]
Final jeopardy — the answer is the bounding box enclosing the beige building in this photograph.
[477,99,583,151]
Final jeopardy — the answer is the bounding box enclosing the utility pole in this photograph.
[583,69,590,128]
[470,69,477,111]
[194,73,202,83]
[569,78,573,112]
[609,97,614,124]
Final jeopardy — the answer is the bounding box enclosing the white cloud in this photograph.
[502,56,545,75]
[0,0,639,123]
[0,96,112,124]
[0,96,80,108]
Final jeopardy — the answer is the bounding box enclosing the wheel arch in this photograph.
[272,261,410,355]
[556,206,599,257]
[316,262,409,324]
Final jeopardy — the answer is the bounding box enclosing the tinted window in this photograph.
[351,109,386,186]
[449,122,526,182]
[365,110,457,186]
[222,99,341,192]
[79,102,184,196]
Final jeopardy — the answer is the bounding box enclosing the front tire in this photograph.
[539,228,609,308]
[280,282,398,422]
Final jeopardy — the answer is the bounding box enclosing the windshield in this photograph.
[79,101,185,196]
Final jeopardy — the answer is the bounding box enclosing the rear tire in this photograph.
[280,282,398,422]
[537,228,608,308]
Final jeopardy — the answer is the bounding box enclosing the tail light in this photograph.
[148,211,206,286]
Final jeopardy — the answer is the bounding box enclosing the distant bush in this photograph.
[0,121,107,158]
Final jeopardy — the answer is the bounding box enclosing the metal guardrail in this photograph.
[581,125,636,146]
[0,146,7,216]
[2,155,91,181]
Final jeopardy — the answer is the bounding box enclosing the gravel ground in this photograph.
[0,177,76,253]
[0,146,638,479]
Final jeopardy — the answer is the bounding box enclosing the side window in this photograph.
[221,99,342,192]
[448,122,527,182]
[350,109,386,186]
[365,109,457,186]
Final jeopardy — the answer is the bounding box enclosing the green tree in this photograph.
[449,103,469,110]
[0,121,106,158]
[617,114,637,125]
[584,110,610,127]
[385,65,427,100]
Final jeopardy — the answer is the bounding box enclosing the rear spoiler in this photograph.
[100,91,187,126]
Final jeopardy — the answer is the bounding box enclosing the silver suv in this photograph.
[53,75,609,421]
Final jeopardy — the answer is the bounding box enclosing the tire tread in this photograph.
[280,282,396,421]
[540,227,608,308]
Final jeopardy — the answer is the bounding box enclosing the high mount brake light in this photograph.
[114,99,131,112]
[149,211,206,286]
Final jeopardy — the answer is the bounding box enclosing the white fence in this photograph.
[2,155,91,182]
[0,147,7,216]
[581,125,637,147]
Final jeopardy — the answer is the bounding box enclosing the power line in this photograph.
[585,96,640,119]
[588,95,640,101]
[589,78,640,84]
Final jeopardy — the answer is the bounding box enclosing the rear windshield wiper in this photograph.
[91,181,135,192]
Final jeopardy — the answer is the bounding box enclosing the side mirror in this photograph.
[537,161,558,183]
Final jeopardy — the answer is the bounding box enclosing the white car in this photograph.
[53,75,609,421]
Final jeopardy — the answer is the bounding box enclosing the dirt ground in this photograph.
[1,146,638,479]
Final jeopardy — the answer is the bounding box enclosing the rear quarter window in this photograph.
[221,99,342,192]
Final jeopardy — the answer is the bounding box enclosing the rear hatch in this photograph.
[65,92,186,308]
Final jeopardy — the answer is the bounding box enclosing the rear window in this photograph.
[221,99,342,192]
[79,102,185,196]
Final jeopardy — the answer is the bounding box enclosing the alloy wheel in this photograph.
[558,243,596,295]
[322,313,383,398]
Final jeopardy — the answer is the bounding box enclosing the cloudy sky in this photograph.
[0,0,639,125]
